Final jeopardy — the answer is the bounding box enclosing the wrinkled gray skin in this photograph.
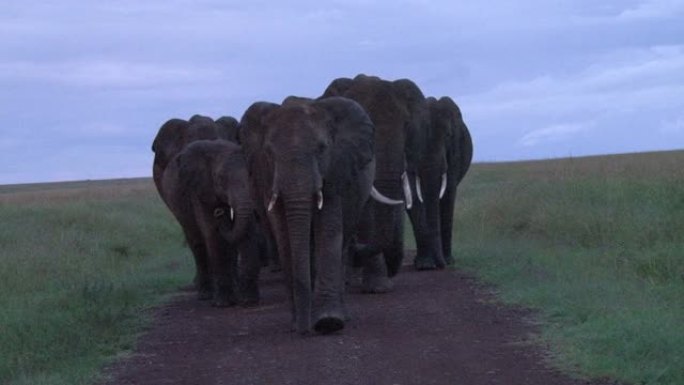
[240,96,375,335]
[408,96,473,269]
[162,140,262,306]
[322,74,430,292]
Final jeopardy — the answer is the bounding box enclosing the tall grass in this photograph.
[0,179,192,385]
[453,150,684,385]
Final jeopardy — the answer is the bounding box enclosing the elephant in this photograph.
[408,96,473,269]
[239,96,396,334]
[152,114,235,206]
[322,74,428,292]
[161,139,262,306]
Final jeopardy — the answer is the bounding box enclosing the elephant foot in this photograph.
[197,286,213,301]
[212,286,238,307]
[361,254,393,293]
[313,311,345,334]
[345,266,363,289]
[239,286,260,307]
[212,295,237,307]
[444,253,455,266]
[361,274,393,294]
[414,256,438,270]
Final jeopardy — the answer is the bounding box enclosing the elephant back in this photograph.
[215,116,240,143]
[152,118,190,170]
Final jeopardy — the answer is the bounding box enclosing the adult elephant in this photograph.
[152,114,230,206]
[322,74,427,292]
[162,139,261,306]
[408,96,473,269]
[239,96,394,334]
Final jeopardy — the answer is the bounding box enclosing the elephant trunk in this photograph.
[283,197,313,334]
[412,170,446,269]
[371,174,406,276]
[218,203,253,243]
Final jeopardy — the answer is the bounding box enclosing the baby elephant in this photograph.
[162,139,262,306]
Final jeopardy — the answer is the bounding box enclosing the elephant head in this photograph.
[410,96,473,269]
[240,96,383,334]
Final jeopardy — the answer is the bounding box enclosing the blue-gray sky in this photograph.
[1,0,683,184]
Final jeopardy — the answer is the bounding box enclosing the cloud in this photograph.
[660,116,684,133]
[462,45,684,119]
[617,0,684,20]
[519,122,595,147]
[0,60,223,88]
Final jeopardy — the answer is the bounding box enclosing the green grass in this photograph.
[451,150,684,385]
[0,178,193,385]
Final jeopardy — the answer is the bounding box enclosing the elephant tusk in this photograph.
[230,207,234,221]
[267,192,278,212]
[370,186,404,206]
[439,173,447,199]
[415,176,424,203]
[317,190,324,210]
[401,172,413,209]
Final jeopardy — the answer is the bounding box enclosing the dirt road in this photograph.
[103,267,616,385]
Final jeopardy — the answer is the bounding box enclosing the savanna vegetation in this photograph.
[0,179,192,385]
[452,150,684,385]
[1,150,682,385]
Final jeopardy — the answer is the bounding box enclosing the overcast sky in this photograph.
[1,0,683,184]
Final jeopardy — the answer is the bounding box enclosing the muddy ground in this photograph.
[103,265,618,385]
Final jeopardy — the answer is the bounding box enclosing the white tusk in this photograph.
[230,207,234,221]
[415,176,424,203]
[370,186,404,206]
[317,190,324,210]
[267,193,278,212]
[401,172,413,209]
[439,173,447,199]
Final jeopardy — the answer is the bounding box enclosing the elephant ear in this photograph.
[313,96,375,184]
[152,118,190,169]
[436,96,473,183]
[215,116,240,143]
[238,101,280,158]
[321,77,353,98]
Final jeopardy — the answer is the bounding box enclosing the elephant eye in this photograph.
[317,142,328,154]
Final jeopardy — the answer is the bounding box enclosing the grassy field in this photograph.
[452,150,684,385]
[0,178,193,385]
[1,150,682,385]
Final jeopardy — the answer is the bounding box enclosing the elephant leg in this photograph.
[362,252,393,293]
[182,227,212,300]
[440,184,458,265]
[206,231,239,307]
[312,197,346,334]
[238,226,262,307]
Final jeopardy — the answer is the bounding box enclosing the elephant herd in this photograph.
[152,74,473,335]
